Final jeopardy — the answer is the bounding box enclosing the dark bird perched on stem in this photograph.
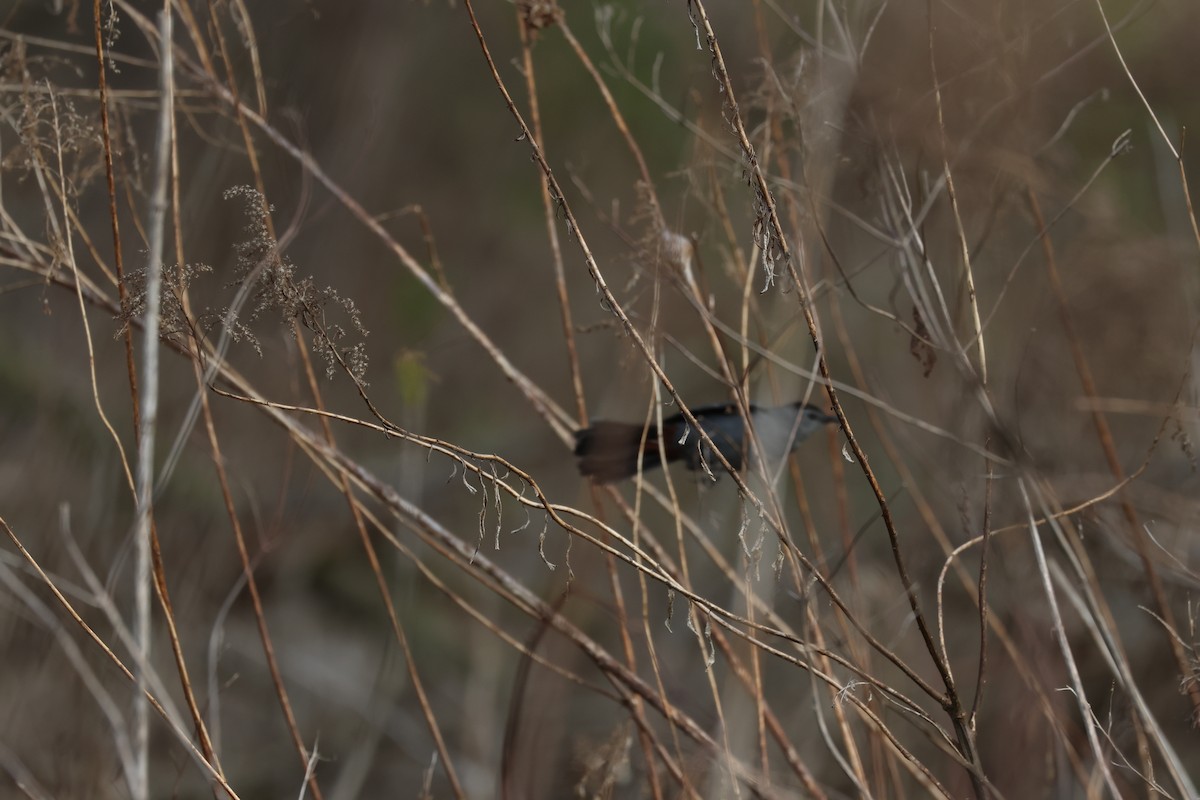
[574,401,837,483]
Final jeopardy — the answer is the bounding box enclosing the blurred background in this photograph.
[1,0,1199,797]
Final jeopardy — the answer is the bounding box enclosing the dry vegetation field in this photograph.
[0,0,1198,797]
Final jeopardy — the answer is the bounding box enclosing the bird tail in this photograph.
[573,421,663,483]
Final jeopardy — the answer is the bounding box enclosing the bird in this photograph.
[574,401,837,483]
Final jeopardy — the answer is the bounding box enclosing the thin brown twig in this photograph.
[185,7,326,796]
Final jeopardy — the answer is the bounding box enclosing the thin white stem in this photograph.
[1017,478,1121,798]
[132,8,173,799]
